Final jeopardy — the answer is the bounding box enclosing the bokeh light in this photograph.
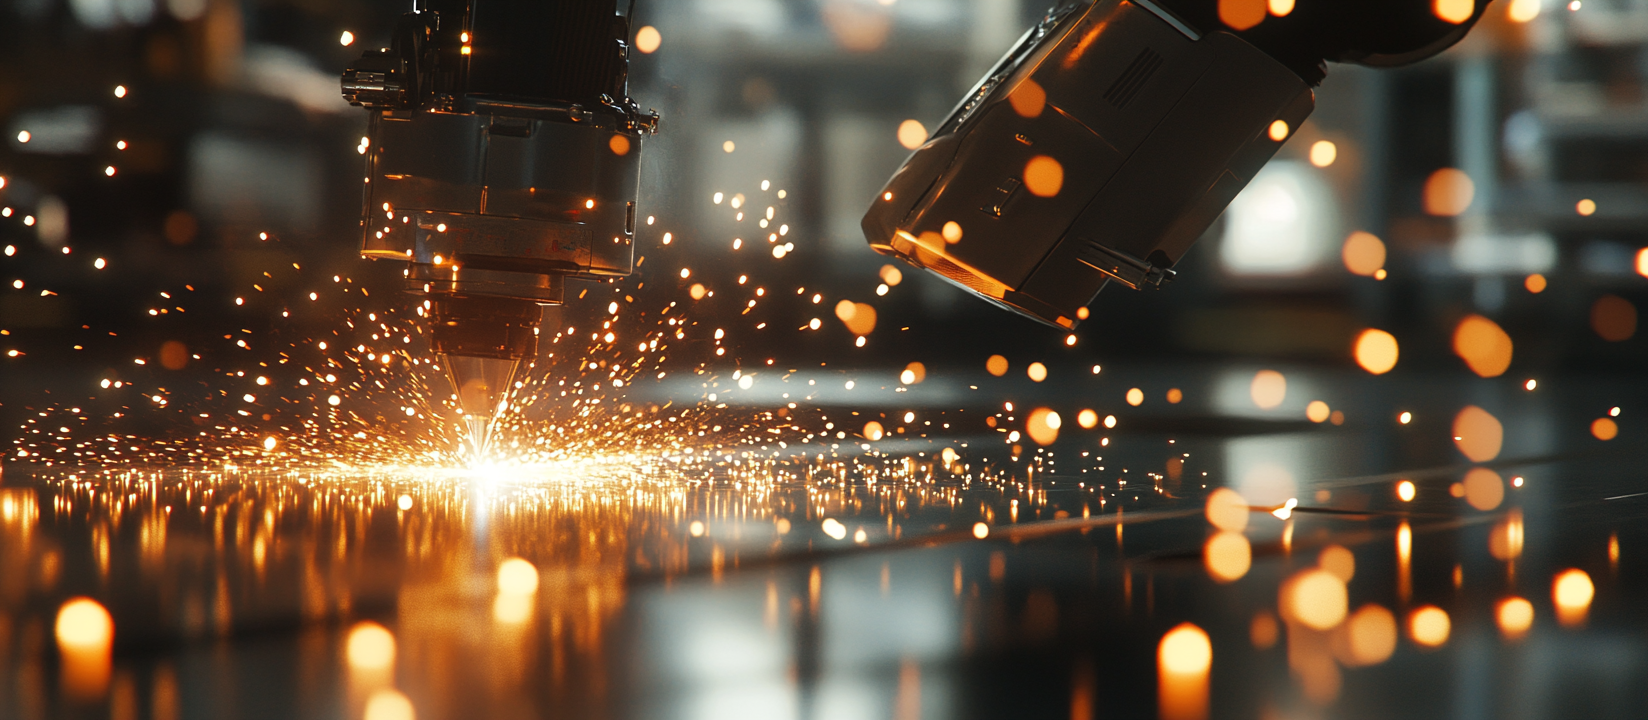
[1354,328,1399,374]
[1204,531,1252,583]
[1497,597,1534,639]
[1452,405,1503,462]
[1423,168,1475,215]
[1250,370,1287,409]
[1342,231,1385,276]
[1453,314,1513,377]
[1553,569,1595,627]
[1408,606,1451,648]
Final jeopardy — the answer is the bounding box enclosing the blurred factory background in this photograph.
[1,0,1645,404]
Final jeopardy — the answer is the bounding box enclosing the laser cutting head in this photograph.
[863,0,1488,329]
[342,1,658,453]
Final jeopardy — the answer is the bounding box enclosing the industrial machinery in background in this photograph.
[864,0,1491,329]
[341,0,657,452]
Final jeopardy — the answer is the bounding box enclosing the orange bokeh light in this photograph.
[1342,231,1386,276]
[1423,168,1475,216]
[1452,405,1503,462]
[1590,294,1637,342]
[1219,0,1266,30]
[1023,156,1064,197]
[1452,314,1513,378]
[1354,328,1399,375]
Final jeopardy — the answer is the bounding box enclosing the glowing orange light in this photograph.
[1353,328,1399,374]
[972,522,989,539]
[1166,388,1182,403]
[1497,597,1534,639]
[900,361,925,385]
[1319,545,1355,582]
[1397,480,1416,502]
[635,25,662,54]
[1553,569,1594,627]
[1590,294,1637,342]
[1250,370,1286,409]
[1452,314,1513,378]
[1309,139,1336,167]
[1023,156,1064,197]
[1462,467,1505,511]
[897,119,928,150]
[1077,408,1100,429]
[56,597,114,699]
[1205,488,1248,532]
[880,264,904,286]
[609,135,631,156]
[1286,569,1349,630]
[1219,0,1266,30]
[1008,79,1046,118]
[1423,168,1475,215]
[941,221,963,243]
[1027,362,1047,382]
[1126,388,1144,406]
[1341,604,1397,666]
[1452,405,1503,462]
[1158,623,1211,720]
[347,621,395,672]
[1434,0,1473,23]
[1408,606,1451,647]
[1576,198,1597,216]
[1026,408,1060,445]
[1636,248,1648,278]
[1525,273,1547,293]
[364,690,415,720]
[864,421,885,441]
[1267,120,1289,142]
[1592,417,1618,440]
[1204,532,1251,582]
[1306,400,1330,423]
[1508,0,1541,21]
[985,355,1008,377]
[1342,231,1386,276]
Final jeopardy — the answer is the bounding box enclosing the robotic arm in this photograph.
[862,0,1491,328]
[341,0,657,452]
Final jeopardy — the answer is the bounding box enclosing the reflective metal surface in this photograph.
[3,365,1645,720]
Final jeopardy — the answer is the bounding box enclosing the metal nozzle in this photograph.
[429,295,541,457]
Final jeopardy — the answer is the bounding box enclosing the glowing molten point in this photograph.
[985,354,1008,377]
[1553,569,1594,627]
[972,522,989,539]
[1158,623,1212,720]
[56,597,114,699]
[443,355,520,457]
[1267,120,1289,142]
[1077,409,1098,429]
[1396,480,1416,502]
